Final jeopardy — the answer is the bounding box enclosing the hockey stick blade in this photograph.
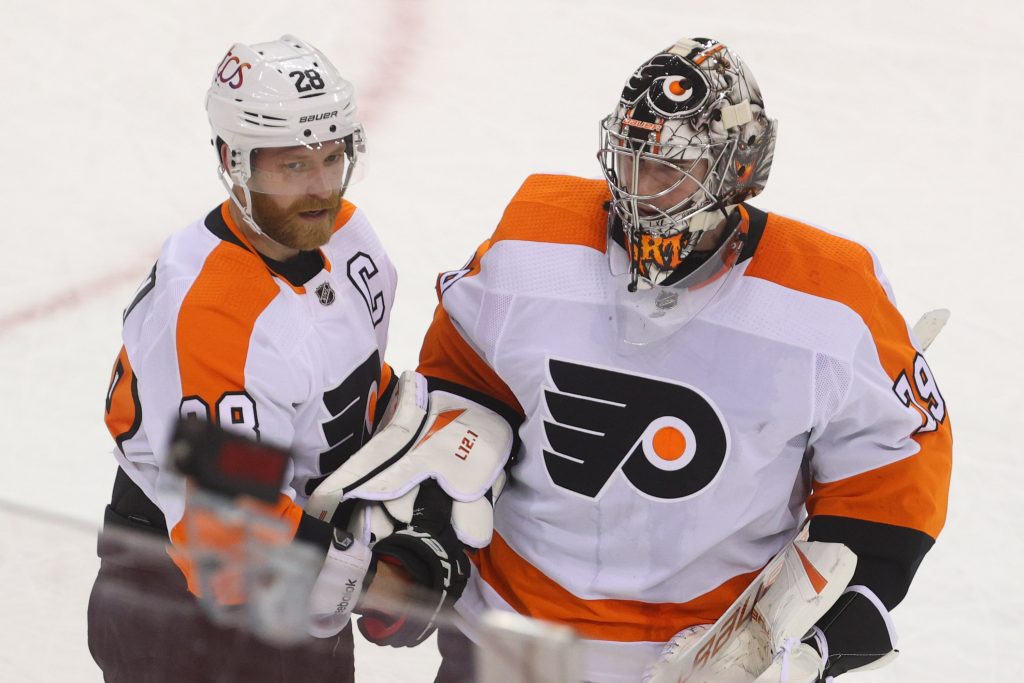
[911,308,950,351]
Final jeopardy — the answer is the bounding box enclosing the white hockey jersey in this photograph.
[104,200,396,595]
[418,175,952,682]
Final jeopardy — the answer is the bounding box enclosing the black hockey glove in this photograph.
[358,481,471,647]
[803,585,898,679]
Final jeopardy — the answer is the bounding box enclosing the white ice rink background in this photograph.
[2,0,1021,680]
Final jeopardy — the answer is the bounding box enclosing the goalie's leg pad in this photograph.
[643,536,857,683]
[753,539,858,654]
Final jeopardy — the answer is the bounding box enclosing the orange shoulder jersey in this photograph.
[104,201,396,594]
[418,174,952,682]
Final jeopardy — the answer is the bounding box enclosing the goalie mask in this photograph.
[205,35,366,240]
[598,38,777,292]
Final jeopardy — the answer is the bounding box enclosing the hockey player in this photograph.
[88,35,467,681]
[402,37,951,682]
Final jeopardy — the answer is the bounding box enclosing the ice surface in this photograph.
[2,0,1021,680]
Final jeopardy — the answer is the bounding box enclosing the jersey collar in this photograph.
[206,201,333,293]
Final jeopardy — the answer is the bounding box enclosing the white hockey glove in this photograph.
[307,502,392,638]
[306,370,514,549]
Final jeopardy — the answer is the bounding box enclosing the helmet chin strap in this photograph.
[216,164,296,255]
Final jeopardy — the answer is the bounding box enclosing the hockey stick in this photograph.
[911,308,950,352]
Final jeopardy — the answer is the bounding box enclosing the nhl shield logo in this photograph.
[315,282,336,306]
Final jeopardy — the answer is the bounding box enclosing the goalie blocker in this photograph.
[307,370,516,646]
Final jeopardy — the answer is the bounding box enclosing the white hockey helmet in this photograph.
[205,35,365,235]
[598,37,776,290]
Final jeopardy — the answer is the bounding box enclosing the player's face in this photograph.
[618,156,709,217]
[247,140,349,251]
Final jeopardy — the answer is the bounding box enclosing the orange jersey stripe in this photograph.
[175,241,279,407]
[168,492,304,602]
[331,199,358,234]
[490,174,611,252]
[104,345,141,452]
[418,304,524,417]
[745,214,952,539]
[805,453,951,540]
[169,240,288,598]
[420,175,611,412]
[474,532,760,642]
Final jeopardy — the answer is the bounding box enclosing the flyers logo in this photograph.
[216,50,252,90]
[620,53,710,119]
[542,358,729,501]
[305,350,381,496]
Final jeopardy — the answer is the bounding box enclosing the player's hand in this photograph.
[307,526,373,638]
[306,502,388,638]
[356,480,471,648]
[306,370,514,548]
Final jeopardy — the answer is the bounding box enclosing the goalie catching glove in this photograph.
[306,370,515,549]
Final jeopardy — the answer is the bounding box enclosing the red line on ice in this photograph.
[0,0,425,339]
[0,264,153,335]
